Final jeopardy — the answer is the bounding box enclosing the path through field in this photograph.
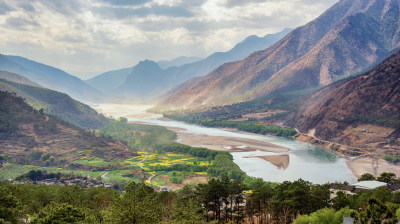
[101,172,109,179]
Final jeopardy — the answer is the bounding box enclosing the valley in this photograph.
[1,0,400,222]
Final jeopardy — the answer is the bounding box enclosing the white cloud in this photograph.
[0,0,339,79]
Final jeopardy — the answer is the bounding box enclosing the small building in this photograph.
[104,183,113,189]
[330,181,388,197]
[160,185,171,191]
[351,181,387,190]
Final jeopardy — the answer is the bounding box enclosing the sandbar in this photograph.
[253,155,290,170]
[174,131,288,153]
[346,157,400,178]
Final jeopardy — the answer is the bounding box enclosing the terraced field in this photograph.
[0,152,210,189]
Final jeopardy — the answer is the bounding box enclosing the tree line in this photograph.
[3,172,400,223]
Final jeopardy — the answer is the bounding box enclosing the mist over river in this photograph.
[91,103,357,184]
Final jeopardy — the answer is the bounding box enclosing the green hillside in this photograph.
[0,78,110,129]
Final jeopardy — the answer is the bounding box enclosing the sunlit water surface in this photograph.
[92,103,357,184]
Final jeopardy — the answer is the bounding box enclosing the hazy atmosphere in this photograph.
[2,0,400,223]
[0,0,337,79]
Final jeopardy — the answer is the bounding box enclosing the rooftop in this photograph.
[350,181,387,189]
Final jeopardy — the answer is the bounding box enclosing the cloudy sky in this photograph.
[0,0,338,80]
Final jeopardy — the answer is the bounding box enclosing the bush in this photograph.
[331,145,339,151]
[294,207,355,224]
[41,153,51,161]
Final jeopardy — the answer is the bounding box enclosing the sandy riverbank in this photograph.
[129,121,288,153]
[346,157,400,178]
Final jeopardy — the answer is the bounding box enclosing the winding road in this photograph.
[138,156,147,169]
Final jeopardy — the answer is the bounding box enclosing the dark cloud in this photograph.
[99,0,152,6]
[95,4,194,19]
[172,0,207,8]
[18,2,35,12]
[5,17,40,30]
[94,6,151,19]
[0,0,15,15]
[151,4,194,17]
[37,0,85,15]
[224,0,270,8]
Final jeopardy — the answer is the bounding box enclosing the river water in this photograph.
[92,103,357,184]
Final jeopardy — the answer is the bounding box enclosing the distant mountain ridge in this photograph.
[157,56,204,70]
[110,60,164,98]
[0,55,104,102]
[85,67,133,93]
[159,0,400,108]
[110,28,293,99]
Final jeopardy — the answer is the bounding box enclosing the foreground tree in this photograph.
[351,198,398,224]
[0,186,21,223]
[358,173,376,181]
[377,173,397,184]
[30,203,85,224]
[105,182,163,224]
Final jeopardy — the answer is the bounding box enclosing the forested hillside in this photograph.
[0,78,110,129]
[0,90,135,168]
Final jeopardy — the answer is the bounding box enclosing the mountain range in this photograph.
[159,0,400,108]
[0,54,104,102]
[157,56,204,70]
[106,28,293,99]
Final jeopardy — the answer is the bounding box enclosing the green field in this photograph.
[0,151,209,189]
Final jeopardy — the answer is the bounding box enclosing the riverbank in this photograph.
[295,133,400,179]
[130,121,288,153]
[346,157,400,178]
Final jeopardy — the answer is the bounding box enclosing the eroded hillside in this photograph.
[286,50,400,149]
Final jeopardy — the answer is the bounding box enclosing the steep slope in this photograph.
[0,90,137,166]
[85,67,133,93]
[0,71,41,87]
[160,0,400,108]
[5,55,105,102]
[157,76,204,101]
[157,56,204,70]
[110,60,164,98]
[286,50,400,143]
[0,78,110,129]
[155,28,294,98]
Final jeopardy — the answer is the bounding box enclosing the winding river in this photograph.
[92,103,357,184]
